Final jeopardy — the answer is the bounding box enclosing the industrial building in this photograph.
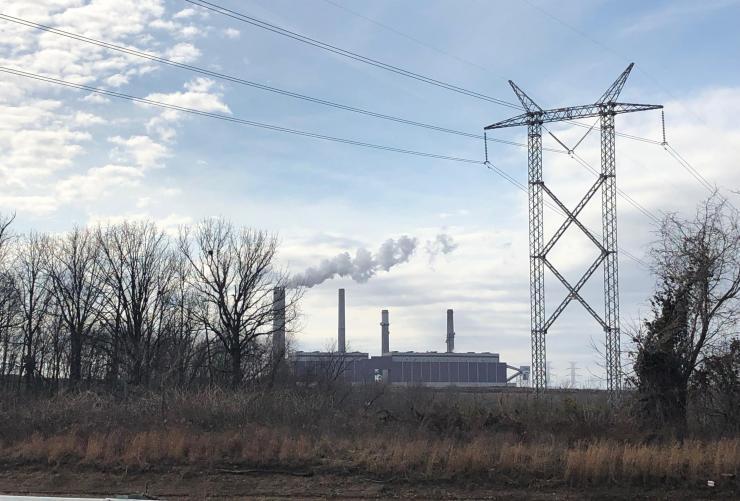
[291,289,525,387]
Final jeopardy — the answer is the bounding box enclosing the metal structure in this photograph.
[380,309,390,355]
[446,309,455,353]
[485,64,661,395]
[272,287,286,360]
[338,288,346,353]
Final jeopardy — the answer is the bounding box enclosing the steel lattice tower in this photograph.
[485,64,661,396]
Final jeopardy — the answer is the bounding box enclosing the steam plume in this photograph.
[426,233,458,260]
[290,236,417,288]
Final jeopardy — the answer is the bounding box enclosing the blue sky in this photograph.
[1,0,740,387]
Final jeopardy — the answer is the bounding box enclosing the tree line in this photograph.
[0,216,298,391]
[1,193,737,434]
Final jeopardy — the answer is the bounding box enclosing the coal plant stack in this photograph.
[272,287,286,360]
[338,288,346,353]
[381,309,390,355]
[446,309,455,353]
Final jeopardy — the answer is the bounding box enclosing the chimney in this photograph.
[446,309,455,353]
[272,287,286,359]
[381,309,390,355]
[338,288,346,353]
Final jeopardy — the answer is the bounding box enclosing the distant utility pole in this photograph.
[569,361,579,388]
[546,361,554,388]
[485,64,662,399]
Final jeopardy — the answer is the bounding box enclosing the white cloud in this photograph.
[108,135,170,169]
[184,77,217,93]
[142,78,230,141]
[174,8,197,19]
[165,42,201,63]
[81,93,110,104]
[73,111,106,126]
[105,73,129,87]
[223,28,241,39]
[86,211,192,234]
[144,78,229,113]
[0,194,58,216]
[178,25,202,39]
[149,18,178,32]
[0,0,214,221]
[56,164,144,203]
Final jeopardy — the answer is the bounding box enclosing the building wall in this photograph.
[292,353,374,383]
[293,352,509,386]
[388,360,503,384]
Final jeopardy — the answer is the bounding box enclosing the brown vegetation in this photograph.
[0,387,737,491]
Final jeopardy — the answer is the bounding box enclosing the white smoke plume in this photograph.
[290,235,417,288]
[426,233,458,260]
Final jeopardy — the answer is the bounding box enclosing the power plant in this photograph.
[289,288,526,387]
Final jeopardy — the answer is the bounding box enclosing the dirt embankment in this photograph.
[0,465,733,500]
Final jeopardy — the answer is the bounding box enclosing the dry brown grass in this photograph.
[3,426,317,468]
[0,387,738,489]
[564,439,740,485]
[0,427,737,487]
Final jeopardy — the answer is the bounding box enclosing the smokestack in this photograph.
[446,309,455,353]
[338,288,346,353]
[272,287,286,359]
[381,309,390,355]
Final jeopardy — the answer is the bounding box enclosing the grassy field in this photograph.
[0,385,737,498]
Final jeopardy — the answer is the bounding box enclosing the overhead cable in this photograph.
[182,0,522,109]
[0,65,648,267]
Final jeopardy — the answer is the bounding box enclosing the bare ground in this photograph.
[0,464,734,500]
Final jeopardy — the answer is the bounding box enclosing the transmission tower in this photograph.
[485,64,661,397]
[569,361,579,388]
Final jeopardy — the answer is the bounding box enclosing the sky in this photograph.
[1,0,740,387]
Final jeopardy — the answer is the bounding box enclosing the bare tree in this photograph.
[98,222,176,386]
[632,194,740,427]
[178,218,296,388]
[44,227,103,383]
[0,213,19,385]
[0,270,20,384]
[15,232,52,387]
[156,251,207,388]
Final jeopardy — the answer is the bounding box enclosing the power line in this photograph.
[0,65,648,267]
[175,2,664,147]
[185,1,664,146]
[542,125,660,223]
[183,0,660,144]
[321,0,507,83]
[542,124,661,224]
[0,12,565,154]
[0,66,481,164]
[192,0,653,335]
[523,0,716,128]
[182,0,521,109]
[484,162,648,268]
[572,153,661,224]
[663,143,714,192]
[318,1,664,147]
[520,0,736,202]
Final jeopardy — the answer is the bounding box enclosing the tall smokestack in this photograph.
[381,309,390,355]
[272,287,286,360]
[446,309,455,353]
[338,288,346,353]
